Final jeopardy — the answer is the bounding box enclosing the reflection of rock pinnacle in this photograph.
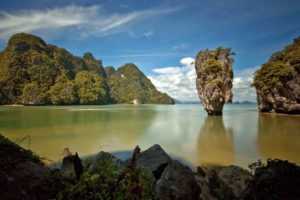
[197,116,235,165]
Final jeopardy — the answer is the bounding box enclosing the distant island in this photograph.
[0,33,174,105]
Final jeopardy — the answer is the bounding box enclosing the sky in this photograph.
[0,0,300,102]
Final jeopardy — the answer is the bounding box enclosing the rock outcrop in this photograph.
[253,37,300,114]
[0,135,64,200]
[156,160,201,200]
[195,48,234,115]
[2,134,300,200]
[136,144,171,178]
[243,159,300,199]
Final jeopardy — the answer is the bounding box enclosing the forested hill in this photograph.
[0,33,174,105]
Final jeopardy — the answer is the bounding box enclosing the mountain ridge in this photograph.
[0,33,174,105]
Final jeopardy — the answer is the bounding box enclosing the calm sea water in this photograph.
[0,104,299,167]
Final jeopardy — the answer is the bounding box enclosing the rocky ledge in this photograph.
[195,48,234,115]
[1,134,300,200]
[253,37,300,114]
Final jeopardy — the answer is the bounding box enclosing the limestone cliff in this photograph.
[195,48,234,115]
[0,33,174,105]
[107,63,174,104]
[253,37,300,114]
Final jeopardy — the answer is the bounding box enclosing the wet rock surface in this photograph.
[195,48,234,115]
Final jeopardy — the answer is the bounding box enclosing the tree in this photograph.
[74,71,110,104]
[21,82,47,105]
[49,73,77,105]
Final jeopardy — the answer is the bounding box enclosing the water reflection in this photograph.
[0,106,158,161]
[257,114,300,163]
[197,116,235,165]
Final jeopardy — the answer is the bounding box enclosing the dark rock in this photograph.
[195,48,234,115]
[61,152,83,180]
[155,160,201,200]
[242,159,300,200]
[136,144,171,179]
[195,165,252,200]
[128,145,141,169]
[216,166,252,198]
[0,134,63,200]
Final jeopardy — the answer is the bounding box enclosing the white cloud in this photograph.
[233,67,258,102]
[148,57,198,101]
[0,5,180,39]
[148,57,258,102]
[143,31,154,38]
[180,57,194,66]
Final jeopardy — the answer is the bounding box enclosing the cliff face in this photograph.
[253,37,300,114]
[0,33,174,105]
[195,48,234,115]
[107,63,174,104]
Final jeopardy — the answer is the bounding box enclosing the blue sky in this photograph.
[0,0,300,101]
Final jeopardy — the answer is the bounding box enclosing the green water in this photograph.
[0,104,300,167]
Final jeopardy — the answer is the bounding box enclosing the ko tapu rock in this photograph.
[195,47,234,115]
[253,37,300,114]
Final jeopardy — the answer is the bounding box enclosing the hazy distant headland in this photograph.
[0,33,174,106]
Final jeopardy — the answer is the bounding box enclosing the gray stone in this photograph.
[136,144,171,179]
[155,160,201,200]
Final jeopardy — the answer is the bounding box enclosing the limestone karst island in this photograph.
[0,1,300,200]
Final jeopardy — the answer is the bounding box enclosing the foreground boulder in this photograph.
[136,144,171,179]
[195,165,252,200]
[156,160,201,200]
[0,135,64,200]
[61,151,83,180]
[195,48,234,115]
[242,159,300,200]
[253,37,300,114]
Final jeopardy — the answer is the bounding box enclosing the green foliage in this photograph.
[253,61,295,91]
[49,73,77,105]
[75,71,110,104]
[203,59,223,74]
[58,157,154,200]
[253,37,300,92]
[22,82,47,105]
[108,63,174,104]
[0,33,174,105]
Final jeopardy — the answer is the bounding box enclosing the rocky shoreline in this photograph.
[1,134,300,200]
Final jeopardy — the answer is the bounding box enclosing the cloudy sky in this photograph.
[1,0,300,102]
